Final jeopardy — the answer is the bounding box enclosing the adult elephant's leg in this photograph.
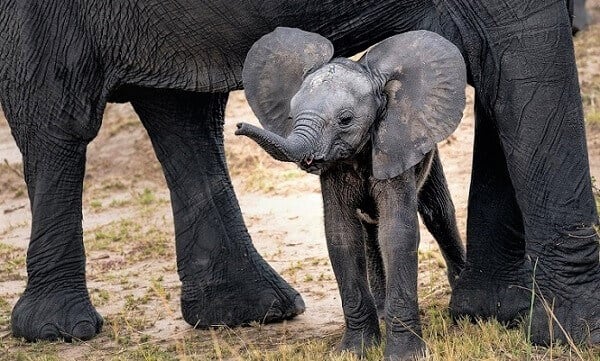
[447,0,600,344]
[495,19,599,346]
[131,90,304,327]
[449,98,529,322]
[4,102,103,341]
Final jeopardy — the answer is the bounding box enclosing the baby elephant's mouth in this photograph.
[299,155,327,175]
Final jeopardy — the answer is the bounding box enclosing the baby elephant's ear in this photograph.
[243,27,334,138]
[360,31,466,179]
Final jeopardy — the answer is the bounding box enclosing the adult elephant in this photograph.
[0,0,598,347]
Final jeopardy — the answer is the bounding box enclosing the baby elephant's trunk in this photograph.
[235,122,317,163]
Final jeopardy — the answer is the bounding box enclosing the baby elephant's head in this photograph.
[237,28,467,179]
[286,58,382,172]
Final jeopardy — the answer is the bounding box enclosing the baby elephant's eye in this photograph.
[338,113,353,126]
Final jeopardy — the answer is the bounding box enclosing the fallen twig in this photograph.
[3,204,25,214]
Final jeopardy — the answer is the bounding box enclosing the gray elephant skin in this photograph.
[237,29,468,358]
[0,0,598,355]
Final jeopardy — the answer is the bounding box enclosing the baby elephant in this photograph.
[237,28,467,360]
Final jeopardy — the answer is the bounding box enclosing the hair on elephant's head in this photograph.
[236,27,467,179]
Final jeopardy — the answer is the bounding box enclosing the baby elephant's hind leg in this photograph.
[362,221,386,319]
[417,152,465,287]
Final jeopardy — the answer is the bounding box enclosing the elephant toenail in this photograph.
[294,295,306,315]
[71,321,98,341]
[264,301,283,321]
[39,323,61,341]
[95,314,104,332]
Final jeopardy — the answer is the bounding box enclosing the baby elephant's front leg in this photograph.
[320,171,381,357]
[375,172,425,361]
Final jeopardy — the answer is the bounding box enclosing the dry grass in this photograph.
[1,249,599,360]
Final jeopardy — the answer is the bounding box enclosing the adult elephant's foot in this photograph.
[525,251,600,346]
[528,277,600,346]
[451,237,600,345]
[522,229,600,345]
[180,257,305,327]
[11,286,103,341]
[449,262,531,325]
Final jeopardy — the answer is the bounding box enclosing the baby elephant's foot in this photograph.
[12,287,103,342]
[339,321,381,358]
[384,331,426,361]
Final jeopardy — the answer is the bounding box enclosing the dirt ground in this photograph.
[1,4,600,360]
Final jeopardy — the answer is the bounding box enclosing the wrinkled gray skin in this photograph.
[237,44,467,358]
[0,0,598,358]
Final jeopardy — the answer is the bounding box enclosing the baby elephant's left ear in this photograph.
[360,31,466,179]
